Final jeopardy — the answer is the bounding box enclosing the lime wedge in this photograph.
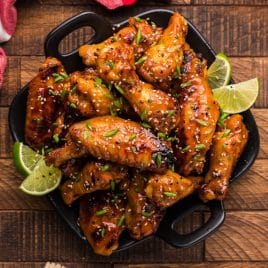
[13,142,42,177]
[208,53,232,89]
[19,158,62,196]
[213,78,259,114]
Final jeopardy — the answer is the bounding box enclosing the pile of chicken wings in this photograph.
[25,12,249,255]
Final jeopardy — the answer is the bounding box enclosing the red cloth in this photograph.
[0,47,7,89]
[95,0,137,9]
[0,0,17,89]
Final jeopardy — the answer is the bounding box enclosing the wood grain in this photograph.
[205,212,268,261]
[0,263,111,268]
[2,3,267,56]
[0,108,13,158]
[0,211,203,263]
[114,263,268,268]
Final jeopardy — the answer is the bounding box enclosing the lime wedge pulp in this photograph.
[208,53,232,89]
[19,158,62,196]
[13,141,43,177]
[213,78,259,114]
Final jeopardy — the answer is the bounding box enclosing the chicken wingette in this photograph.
[199,114,248,202]
[125,172,164,240]
[25,57,69,149]
[46,116,174,172]
[173,48,220,176]
[60,161,128,205]
[145,170,201,208]
[137,12,188,89]
[79,16,162,67]
[67,70,114,117]
[79,191,127,256]
[96,40,180,134]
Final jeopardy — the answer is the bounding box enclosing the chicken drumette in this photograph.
[199,114,248,201]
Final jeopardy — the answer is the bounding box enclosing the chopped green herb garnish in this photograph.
[101,164,110,172]
[117,215,125,227]
[53,122,58,127]
[222,129,231,138]
[166,110,175,117]
[86,121,92,130]
[141,122,151,129]
[104,128,119,137]
[52,72,68,82]
[103,93,114,100]
[48,89,57,96]
[136,28,142,44]
[218,112,229,127]
[227,155,232,161]
[108,83,112,91]
[105,61,115,69]
[70,103,76,109]
[129,133,137,141]
[176,65,181,77]
[115,85,124,95]
[114,97,123,108]
[109,106,117,116]
[61,89,67,97]
[142,211,153,217]
[135,17,142,22]
[60,72,68,79]
[181,145,190,153]
[170,164,175,172]
[53,134,60,143]
[135,56,147,65]
[147,98,153,103]
[96,209,107,216]
[140,109,148,121]
[111,36,117,42]
[167,136,176,142]
[150,21,156,26]
[155,153,162,168]
[181,81,192,88]
[34,118,43,124]
[71,85,77,95]
[110,180,115,191]
[83,129,89,139]
[101,228,106,237]
[195,119,209,127]
[164,192,177,197]
[195,144,206,150]
[95,77,103,86]
[157,132,166,139]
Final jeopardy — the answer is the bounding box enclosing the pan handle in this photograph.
[156,195,225,248]
[44,11,113,73]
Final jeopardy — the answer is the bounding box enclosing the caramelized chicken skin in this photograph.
[125,172,164,240]
[69,116,174,172]
[79,17,162,67]
[60,161,128,205]
[95,40,180,134]
[25,57,69,149]
[199,114,248,201]
[80,191,127,256]
[137,12,188,89]
[145,170,201,208]
[173,48,220,176]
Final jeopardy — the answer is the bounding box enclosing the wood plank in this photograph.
[0,263,111,268]
[193,0,268,5]
[205,211,268,261]
[0,159,52,210]
[0,211,203,263]
[2,4,267,56]
[0,108,13,158]
[0,57,21,107]
[114,263,268,268]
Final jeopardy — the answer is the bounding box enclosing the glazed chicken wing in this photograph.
[70,116,174,172]
[125,172,164,240]
[137,12,188,89]
[96,41,180,134]
[25,57,69,149]
[199,114,248,201]
[60,161,128,205]
[67,69,114,117]
[173,48,220,176]
[79,17,162,67]
[145,170,201,208]
[79,191,127,256]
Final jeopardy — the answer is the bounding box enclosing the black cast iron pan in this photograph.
[8,9,260,252]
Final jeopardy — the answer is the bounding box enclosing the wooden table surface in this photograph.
[0,0,267,267]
